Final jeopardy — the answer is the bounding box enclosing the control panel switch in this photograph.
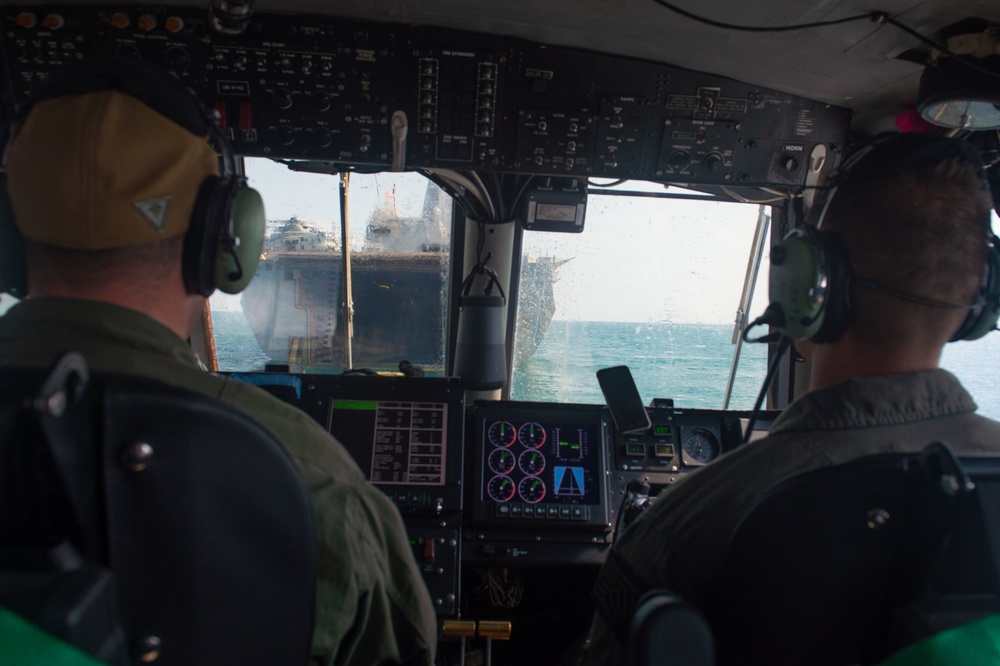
[214,101,229,130]
[239,101,253,132]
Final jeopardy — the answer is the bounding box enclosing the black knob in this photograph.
[165,47,190,72]
[668,150,691,169]
[275,88,293,110]
[312,91,331,112]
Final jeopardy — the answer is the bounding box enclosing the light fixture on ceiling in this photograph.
[209,0,255,35]
[918,28,1000,131]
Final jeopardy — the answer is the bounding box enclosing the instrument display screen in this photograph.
[472,401,610,530]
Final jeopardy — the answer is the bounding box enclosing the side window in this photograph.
[940,212,1000,420]
[0,294,16,317]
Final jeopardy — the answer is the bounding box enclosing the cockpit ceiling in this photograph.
[13,0,1000,135]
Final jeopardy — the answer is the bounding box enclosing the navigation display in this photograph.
[270,373,469,515]
[223,374,464,515]
[473,402,609,529]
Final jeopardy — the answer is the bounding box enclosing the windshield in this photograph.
[6,160,986,417]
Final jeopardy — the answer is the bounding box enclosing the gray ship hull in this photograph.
[240,251,562,373]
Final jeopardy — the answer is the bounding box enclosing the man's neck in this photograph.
[808,333,943,391]
[29,285,204,340]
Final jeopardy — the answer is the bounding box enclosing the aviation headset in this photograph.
[0,56,265,298]
[767,133,1000,343]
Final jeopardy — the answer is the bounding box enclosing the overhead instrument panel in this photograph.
[0,6,850,187]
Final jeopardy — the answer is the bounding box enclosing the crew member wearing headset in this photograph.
[579,133,1000,665]
[0,57,437,665]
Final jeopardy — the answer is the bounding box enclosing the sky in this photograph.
[520,186,767,324]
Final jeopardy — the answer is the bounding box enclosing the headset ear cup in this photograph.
[809,230,851,344]
[768,230,823,340]
[215,185,264,295]
[0,173,28,297]
[182,177,265,297]
[182,176,227,297]
[953,244,1000,342]
[768,227,850,342]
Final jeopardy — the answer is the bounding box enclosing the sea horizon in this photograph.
[212,310,1000,422]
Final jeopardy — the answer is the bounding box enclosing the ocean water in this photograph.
[212,310,271,372]
[212,310,1000,421]
[942,334,1000,421]
[511,320,1000,419]
[510,320,770,410]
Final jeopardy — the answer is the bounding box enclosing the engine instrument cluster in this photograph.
[473,404,607,530]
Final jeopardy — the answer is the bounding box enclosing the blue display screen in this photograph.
[482,415,601,506]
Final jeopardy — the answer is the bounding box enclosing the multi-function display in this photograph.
[473,403,609,530]
[484,418,599,506]
[298,374,464,516]
[330,399,448,486]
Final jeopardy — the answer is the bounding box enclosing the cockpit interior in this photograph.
[2,1,1000,663]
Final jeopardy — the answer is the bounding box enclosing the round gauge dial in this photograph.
[518,449,546,476]
[488,448,516,475]
[683,428,720,464]
[487,474,516,503]
[518,476,547,504]
[488,420,517,448]
[518,422,547,448]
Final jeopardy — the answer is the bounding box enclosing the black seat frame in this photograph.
[1,352,317,664]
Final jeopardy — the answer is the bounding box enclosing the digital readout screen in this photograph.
[482,417,600,506]
[329,400,447,486]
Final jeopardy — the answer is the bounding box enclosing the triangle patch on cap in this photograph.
[133,195,172,233]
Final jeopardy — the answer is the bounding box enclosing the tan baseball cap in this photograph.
[6,89,219,249]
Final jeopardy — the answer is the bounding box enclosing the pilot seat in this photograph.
[0,352,317,664]
[628,442,1000,666]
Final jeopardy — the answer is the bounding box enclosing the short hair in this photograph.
[822,136,994,345]
[25,236,185,297]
